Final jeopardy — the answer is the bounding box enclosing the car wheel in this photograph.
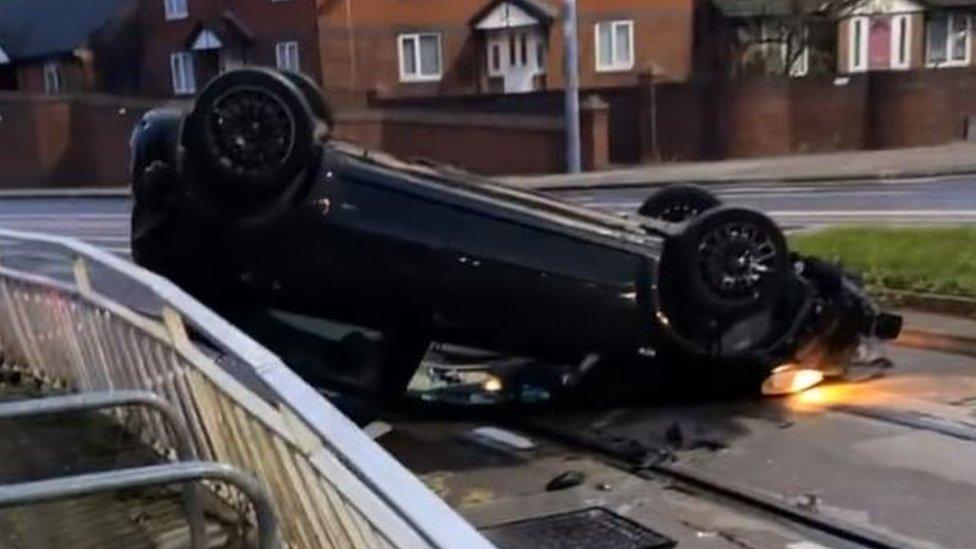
[181,68,316,204]
[131,109,183,210]
[668,206,789,316]
[638,184,721,222]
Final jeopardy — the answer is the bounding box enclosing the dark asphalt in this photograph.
[1,174,974,259]
[0,197,132,255]
[2,183,976,547]
[549,173,976,226]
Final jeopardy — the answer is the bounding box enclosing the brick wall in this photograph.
[0,93,168,188]
[333,109,566,174]
[646,71,976,161]
[7,70,976,188]
[867,69,976,148]
[791,77,867,153]
[0,91,569,188]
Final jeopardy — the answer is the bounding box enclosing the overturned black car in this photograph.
[131,68,901,398]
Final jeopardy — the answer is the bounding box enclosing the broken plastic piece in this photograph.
[471,426,535,451]
[546,471,585,491]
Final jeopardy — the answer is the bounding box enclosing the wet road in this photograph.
[550,174,976,226]
[0,196,131,255]
[3,183,976,547]
[0,173,974,258]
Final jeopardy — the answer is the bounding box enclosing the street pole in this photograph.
[563,0,581,173]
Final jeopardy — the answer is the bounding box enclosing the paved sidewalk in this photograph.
[7,142,976,197]
[897,308,976,357]
[0,186,130,199]
[901,309,976,340]
[505,142,976,190]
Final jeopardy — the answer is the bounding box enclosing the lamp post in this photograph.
[563,0,581,173]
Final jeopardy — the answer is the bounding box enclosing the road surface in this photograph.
[1,174,975,259]
[3,181,976,547]
[551,174,976,226]
[0,197,131,255]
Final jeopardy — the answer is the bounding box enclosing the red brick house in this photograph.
[836,0,976,74]
[0,0,141,94]
[317,0,699,99]
[137,0,321,97]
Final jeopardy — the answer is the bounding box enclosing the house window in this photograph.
[489,41,501,75]
[509,33,517,66]
[849,16,869,72]
[788,27,809,77]
[789,46,809,77]
[170,52,196,95]
[164,0,188,20]
[596,20,634,72]
[927,13,970,66]
[276,41,300,72]
[891,15,911,69]
[43,61,61,94]
[536,40,547,73]
[398,33,442,82]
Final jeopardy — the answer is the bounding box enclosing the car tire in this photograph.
[131,109,183,211]
[668,206,789,316]
[281,71,334,134]
[181,68,316,204]
[638,184,721,222]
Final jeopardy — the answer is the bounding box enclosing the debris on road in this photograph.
[470,426,536,451]
[545,471,585,491]
[363,420,393,440]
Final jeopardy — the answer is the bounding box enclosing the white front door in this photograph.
[487,28,545,94]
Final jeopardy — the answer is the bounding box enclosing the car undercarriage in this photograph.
[130,68,901,398]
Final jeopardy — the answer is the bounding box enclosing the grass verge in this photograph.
[789,226,976,299]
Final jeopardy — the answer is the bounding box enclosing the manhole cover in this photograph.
[482,507,676,549]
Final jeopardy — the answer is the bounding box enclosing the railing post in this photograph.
[73,256,93,295]
[163,305,194,354]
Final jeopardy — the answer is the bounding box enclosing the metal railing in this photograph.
[0,227,492,549]
[0,462,278,549]
[0,390,211,547]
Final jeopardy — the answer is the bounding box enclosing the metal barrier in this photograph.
[0,390,209,548]
[0,462,278,549]
[0,227,492,549]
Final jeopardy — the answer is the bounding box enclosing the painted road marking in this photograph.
[768,210,976,217]
[717,189,914,198]
[0,213,129,219]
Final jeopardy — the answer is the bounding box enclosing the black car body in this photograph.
[131,69,900,397]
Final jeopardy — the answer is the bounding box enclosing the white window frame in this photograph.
[164,0,188,21]
[786,25,809,77]
[275,41,300,72]
[849,16,869,72]
[170,51,196,95]
[595,20,635,72]
[891,14,911,70]
[398,32,443,82]
[788,45,809,77]
[927,12,971,68]
[43,61,61,94]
